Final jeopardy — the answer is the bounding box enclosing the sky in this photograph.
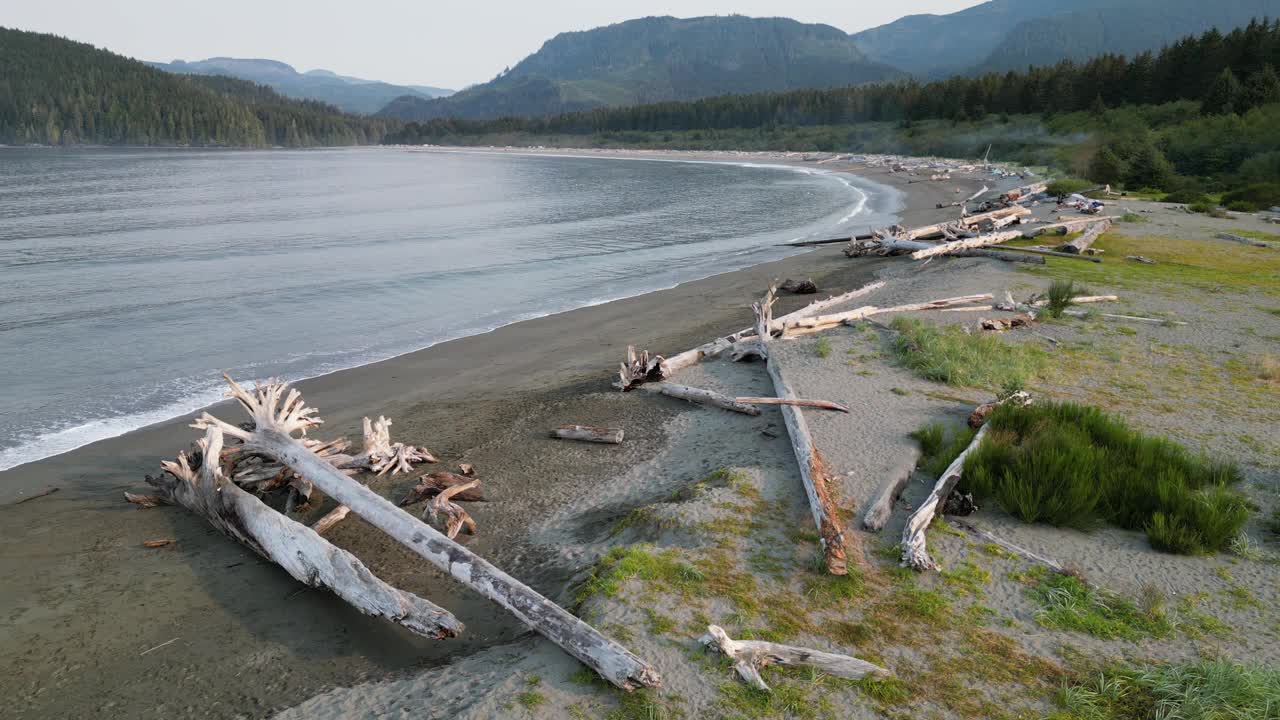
[4,1,978,90]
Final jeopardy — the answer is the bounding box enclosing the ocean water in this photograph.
[0,147,898,471]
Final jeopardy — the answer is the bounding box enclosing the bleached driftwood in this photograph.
[636,383,762,416]
[193,375,660,691]
[780,294,994,336]
[951,519,1069,575]
[863,464,914,531]
[617,345,666,390]
[735,397,850,413]
[995,245,1103,262]
[1057,221,1110,254]
[997,291,1183,325]
[752,288,861,575]
[128,426,463,640]
[702,625,889,691]
[347,416,438,476]
[908,230,1024,260]
[552,425,625,444]
[901,393,1032,571]
[1022,217,1118,238]
[845,235,1043,264]
[656,280,887,377]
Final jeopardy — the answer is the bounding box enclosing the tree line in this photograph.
[0,27,396,147]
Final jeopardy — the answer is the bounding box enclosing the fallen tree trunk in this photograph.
[901,393,1032,571]
[991,245,1103,263]
[735,397,850,413]
[195,376,661,691]
[636,383,762,416]
[1057,221,1110,254]
[751,289,861,575]
[129,426,464,640]
[845,235,1043,264]
[702,625,889,691]
[909,231,1023,260]
[1021,216,1118,238]
[781,294,994,336]
[552,426,625,444]
[1215,232,1268,247]
[862,464,914,531]
[657,281,887,377]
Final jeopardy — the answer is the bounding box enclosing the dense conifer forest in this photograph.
[0,28,396,146]
[386,21,1280,202]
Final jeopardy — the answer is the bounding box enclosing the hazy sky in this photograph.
[5,1,977,89]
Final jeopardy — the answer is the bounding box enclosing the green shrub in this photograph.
[1188,202,1216,214]
[1047,178,1095,196]
[1046,279,1081,318]
[911,422,977,479]
[1162,189,1210,204]
[1226,200,1258,213]
[961,401,1247,554]
[1222,182,1280,209]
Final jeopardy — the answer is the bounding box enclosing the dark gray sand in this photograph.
[0,157,981,718]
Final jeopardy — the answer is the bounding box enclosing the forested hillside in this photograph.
[387,21,1280,201]
[148,57,452,114]
[0,28,396,146]
[379,16,899,121]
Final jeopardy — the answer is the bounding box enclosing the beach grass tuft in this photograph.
[1053,658,1280,720]
[890,317,1050,390]
[961,401,1247,554]
[911,421,977,479]
[1045,279,1083,318]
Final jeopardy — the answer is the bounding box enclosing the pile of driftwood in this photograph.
[127,374,660,691]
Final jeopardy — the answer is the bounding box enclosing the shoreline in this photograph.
[0,146,899,479]
[0,153,995,718]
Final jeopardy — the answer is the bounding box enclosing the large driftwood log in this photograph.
[1215,232,1268,247]
[1056,221,1110,254]
[128,426,463,640]
[845,235,1042,264]
[702,625,890,691]
[752,288,862,575]
[863,464,914,532]
[636,383,762,416]
[735,397,850,413]
[1021,216,1119,238]
[552,425,625,444]
[995,245,1103,262]
[909,230,1024,260]
[780,294,994,337]
[901,393,1033,572]
[998,291,1184,325]
[194,376,660,691]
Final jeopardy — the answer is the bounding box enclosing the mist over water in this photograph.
[0,147,897,471]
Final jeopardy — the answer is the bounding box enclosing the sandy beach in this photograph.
[5,149,1278,719]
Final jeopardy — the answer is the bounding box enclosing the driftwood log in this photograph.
[635,383,762,416]
[1215,233,1268,247]
[735,397,849,413]
[192,375,660,691]
[780,278,818,294]
[862,463,914,532]
[845,234,1043,265]
[399,471,488,507]
[702,625,890,691]
[128,426,464,640]
[750,288,862,575]
[908,230,1024,260]
[1022,216,1118,238]
[552,426,625,444]
[901,392,1033,571]
[654,281,887,379]
[780,294,994,337]
[1056,220,1110,254]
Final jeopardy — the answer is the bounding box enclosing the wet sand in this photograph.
[0,154,983,718]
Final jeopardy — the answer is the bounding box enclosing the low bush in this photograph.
[911,422,977,479]
[1226,200,1258,213]
[1187,201,1216,214]
[1161,189,1210,204]
[1047,178,1096,196]
[1222,182,1280,209]
[961,401,1246,554]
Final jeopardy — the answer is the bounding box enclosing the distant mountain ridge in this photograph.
[378,15,900,122]
[851,0,1277,77]
[147,57,452,114]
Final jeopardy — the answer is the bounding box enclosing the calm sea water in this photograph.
[0,147,898,471]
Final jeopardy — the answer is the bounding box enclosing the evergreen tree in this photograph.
[1202,68,1244,115]
[1088,145,1128,185]
[1125,140,1176,189]
[1244,64,1280,108]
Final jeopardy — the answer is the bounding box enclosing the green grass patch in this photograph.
[813,336,832,358]
[1053,658,1280,720]
[1046,279,1087,318]
[1023,233,1280,297]
[961,401,1247,554]
[1118,212,1148,223]
[911,421,978,479]
[1229,228,1280,243]
[574,545,707,604]
[890,317,1050,390]
[1030,572,1172,640]
[941,561,992,596]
